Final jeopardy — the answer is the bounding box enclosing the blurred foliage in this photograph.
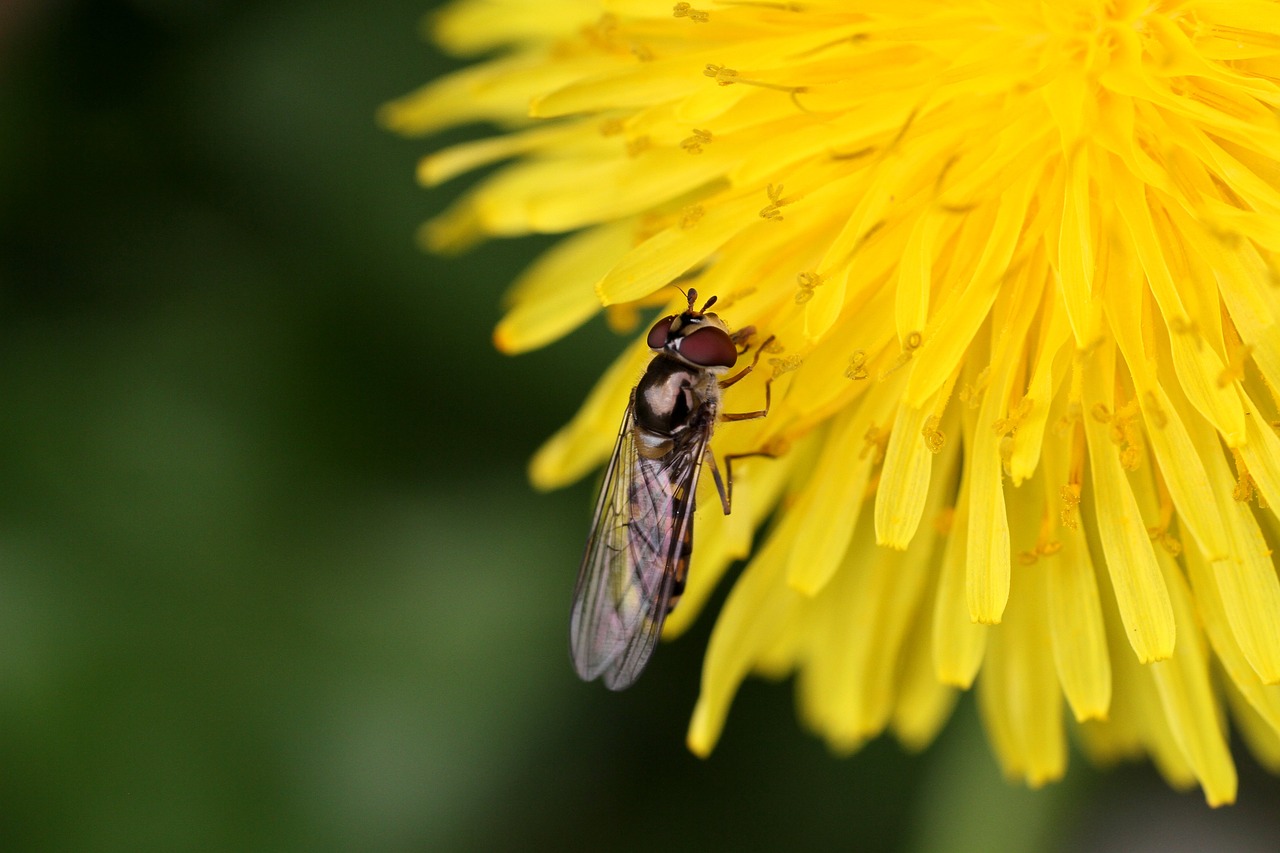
[1,2,1279,851]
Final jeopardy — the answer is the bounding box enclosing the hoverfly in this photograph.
[570,289,773,690]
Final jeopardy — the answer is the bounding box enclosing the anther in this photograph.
[680,129,712,154]
[921,415,945,453]
[760,183,790,221]
[704,64,739,85]
[680,205,704,229]
[845,350,868,381]
[673,3,710,22]
[768,355,803,376]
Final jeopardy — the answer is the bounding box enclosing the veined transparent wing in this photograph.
[569,393,714,690]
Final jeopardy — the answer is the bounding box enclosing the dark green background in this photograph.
[2,1,1278,850]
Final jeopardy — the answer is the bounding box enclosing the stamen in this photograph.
[1060,421,1086,530]
[921,415,945,453]
[701,63,809,96]
[1232,448,1259,504]
[680,129,713,154]
[704,64,739,86]
[796,271,822,304]
[845,350,869,381]
[769,354,803,376]
[672,3,710,23]
[760,183,794,221]
[1060,482,1081,530]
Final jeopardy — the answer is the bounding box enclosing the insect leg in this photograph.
[719,352,774,422]
[705,446,778,514]
[720,334,776,390]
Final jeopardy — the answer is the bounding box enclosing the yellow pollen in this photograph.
[1060,481,1081,530]
[680,205,705,229]
[922,415,945,453]
[768,354,803,376]
[845,350,868,381]
[760,184,791,221]
[672,3,709,23]
[680,129,712,154]
[703,64,738,86]
[1231,448,1258,504]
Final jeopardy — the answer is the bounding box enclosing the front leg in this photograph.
[719,334,775,422]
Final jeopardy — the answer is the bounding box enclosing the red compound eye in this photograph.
[646,315,675,349]
[678,326,738,368]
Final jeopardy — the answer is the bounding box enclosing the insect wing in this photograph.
[570,396,711,690]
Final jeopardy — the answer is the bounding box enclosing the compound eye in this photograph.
[646,315,675,349]
[679,326,738,368]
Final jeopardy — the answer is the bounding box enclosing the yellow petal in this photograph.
[528,340,649,490]
[875,397,936,550]
[1148,559,1238,806]
[786,385,895,595]
[1080,339,1175,663]
[965,258,1045,622]
[891,567,959,750]
[688,513,799,757]
[931,394,988,686]
[595,190,761,306]
[494,221,633,354]
[977,558,1067,788]
[1184,541,1280,742]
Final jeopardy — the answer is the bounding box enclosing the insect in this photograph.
[570,289,774,690]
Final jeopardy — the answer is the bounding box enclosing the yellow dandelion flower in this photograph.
[384,0,1280,805]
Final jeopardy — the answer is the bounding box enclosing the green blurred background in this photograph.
[3,2,1280,850]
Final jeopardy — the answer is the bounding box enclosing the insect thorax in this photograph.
[633,356,720,440]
